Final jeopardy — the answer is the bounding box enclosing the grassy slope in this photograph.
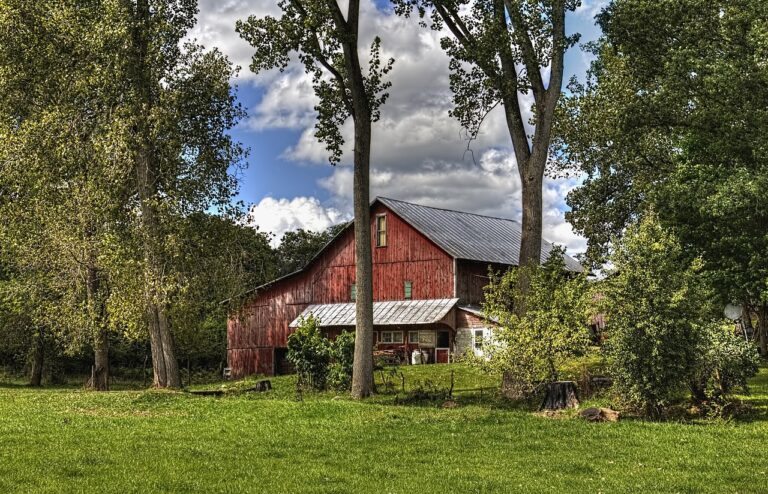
[0,365,766,494]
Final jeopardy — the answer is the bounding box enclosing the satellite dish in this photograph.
[724,303,742,321]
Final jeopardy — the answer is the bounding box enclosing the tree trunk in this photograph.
[501,371,526,399]
[742,302,754,340]
[338,0,375,399]
[517,162,545,269]
[758,303,767,357]
[131,0,180,388]
[93,327,109,391]
[29,327,44,387]
[350,117,374,399]
[541,381,580,410]
[86,255,109,391]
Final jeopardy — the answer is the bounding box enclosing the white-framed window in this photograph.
[350,283,356,301]
[380,330,403,344]
[474,329,484,351]
[408,331,419,344]
[376,214,387,247]
[404,280,412,300]
[418,331,435,347]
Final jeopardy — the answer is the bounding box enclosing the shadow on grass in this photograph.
[0,381,36,390]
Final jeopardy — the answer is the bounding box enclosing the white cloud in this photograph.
[194,0,589,255]
[575,0,610,18]
[317,148,586,255]
[246,197,349,246]
[187,1,280,79]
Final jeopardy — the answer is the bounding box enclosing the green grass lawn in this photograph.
[1,364,767,494]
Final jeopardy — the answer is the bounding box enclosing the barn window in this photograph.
[404,281,412,300]
[380,331,403,344]
[408,331,419,344]
[474,329,484,350]
[375,214,387,247]
[350,283,356,301]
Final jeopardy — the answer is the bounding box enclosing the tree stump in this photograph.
[541,381,580,410]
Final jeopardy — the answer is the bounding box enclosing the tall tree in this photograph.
[122,0,246,387]
[393,0,580,274]
[237,0,394,398]
[0,0,129,389]
[554,0,768,353]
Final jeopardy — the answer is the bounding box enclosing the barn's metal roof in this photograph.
[378,197,583,272]
[289,298,459,328]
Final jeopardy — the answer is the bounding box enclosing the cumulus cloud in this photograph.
[186,0,280,79]
[193,0,592,255]
[246,197,349,246]
[317,148,586,254]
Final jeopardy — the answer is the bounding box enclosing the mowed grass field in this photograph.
[1,364,767,494]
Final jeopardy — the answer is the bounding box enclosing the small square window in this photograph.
[404,281,412,300]
[350,283,356,301]
[376,214,387,247]
[408,331,419,344]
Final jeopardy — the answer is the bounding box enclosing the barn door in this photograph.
[436,330,450,363]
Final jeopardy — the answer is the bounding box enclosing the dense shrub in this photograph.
[602,215,759,418]
[328,331,355,391]
[602,216,709,417]
[690,323,760,402]
[287,316,330,390]
[287,318,355,392]
[478,248,591,397]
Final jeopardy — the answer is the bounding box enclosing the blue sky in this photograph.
[190,0,608,250]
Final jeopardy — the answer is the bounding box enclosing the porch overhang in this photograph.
[289,298,460,328]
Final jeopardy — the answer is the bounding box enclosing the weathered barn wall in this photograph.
[455,260,512,306]
[227,202,456,377]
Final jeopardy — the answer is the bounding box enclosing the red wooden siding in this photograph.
[227,202,456,378]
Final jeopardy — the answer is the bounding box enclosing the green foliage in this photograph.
[236,1,394,164]
[554,0,768,311]
[477,248,590,393]
[327,330,355,391]
[602,215,715,417]
[286,318,355,392]
[276,224,347,276]
[0,0,261,383]
[287,316,331,390]
[692,323,761,401]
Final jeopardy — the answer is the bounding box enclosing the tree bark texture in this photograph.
[541,381,580,410]
[29,328,44,387]
[758,303,767,357]
[131,0,180,388]
[742,302,754,339]
[86,259,109,391]
[330,0,375,399]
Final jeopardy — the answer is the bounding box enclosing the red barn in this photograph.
[227,197,582,377]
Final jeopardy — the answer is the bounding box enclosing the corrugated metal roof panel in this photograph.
[378,197,583,272]
[289,298,459,328]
